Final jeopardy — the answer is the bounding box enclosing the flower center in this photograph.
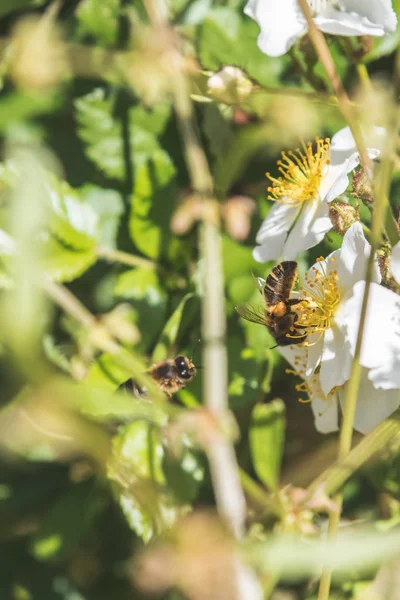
[295,257,342,342]
[266,137,330,207]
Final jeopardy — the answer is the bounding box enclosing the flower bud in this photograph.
[170,193,203,235]
[207,66,253,104]
[222,195,256,241]
[10,14,68,91]
[352,168,374,208]
[329,201,360,236]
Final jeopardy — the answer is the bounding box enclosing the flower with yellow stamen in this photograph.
[278,223,400,435]
[267,138,330,207]
[252,126,381,263]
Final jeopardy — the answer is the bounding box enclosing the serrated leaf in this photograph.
[129,151,187,262]
[152,293,198,362]
[80,185,124,249]
[108,421,180,541]
[76,0,119,46]
[114,267,168,351]
[75,88,171,181]
[250,400,285,490]
[30,480,106,562]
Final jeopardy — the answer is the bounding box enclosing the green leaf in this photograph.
[198,9,288,87]
[152,293,198,362]
[114,267,168,351]
[222,236,261,282]
[30,480,106,562]
[108,421,179,541]
[129,151,187,262]
[163,447,205,504]
[40,235,97,282]
[0,0,46,18]
[80,184,124,250]
[75,88,171,181]
[250,400,285,490]
[76,0,120,46]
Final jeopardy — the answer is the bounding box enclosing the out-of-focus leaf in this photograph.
[222,236,261,282]
[227,333,262,410]
[129,151,187,263]
[45,177,98,251]
[114,267,168,351]
[163,446,205,504]
[199,9,287,87]
[202,104,233,160]
[31,479,106,562]
[42,335,71,374]
[363,29,400,63]
[250,400,285,490]
[40,235,97,282]
[152,293,198,363]
[80,185,124,250]
[0,92,59,132]
[76,0,119,46]
[108,421,179,541]
[0,0,46,18]
[75,89,171,180]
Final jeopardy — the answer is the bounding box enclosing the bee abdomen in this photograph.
[264,261,298,306]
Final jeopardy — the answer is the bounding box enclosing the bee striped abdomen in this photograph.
[264,261,298,306]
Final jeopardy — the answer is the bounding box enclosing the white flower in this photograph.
[278,223,400,432]
[282,343,400,434]
[245,0,397,57]
[253,127,381,263]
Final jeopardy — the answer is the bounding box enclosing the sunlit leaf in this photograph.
[114,267,168,351]
[250,400,285,490]
[75,88,171,180]
[76,0,120,46]
[152,293,198,363]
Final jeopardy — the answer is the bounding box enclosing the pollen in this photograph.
[266,137,330,207]
[295,258,342,342]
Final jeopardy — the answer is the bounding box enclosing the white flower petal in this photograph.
[390,242,400,285]
[341,0,397,33]
[305,335,323,378]
[278,343,308,376]
[315,8,387,36]
[330,125,386,165]
[324,153,361,203]
[334,222,380,294]
[283,198,327,259]
[338,373,400,435]
[244,0,306,57]
[319,326,352,395]
[311,393,339,434]
[253,203,299,262]
[340,281,400,380]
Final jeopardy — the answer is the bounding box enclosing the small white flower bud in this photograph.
[207,66,252,104]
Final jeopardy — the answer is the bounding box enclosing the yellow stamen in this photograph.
[294,258,342,343]
[266,137,330,207]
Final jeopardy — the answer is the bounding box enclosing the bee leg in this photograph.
[287,298,305,306]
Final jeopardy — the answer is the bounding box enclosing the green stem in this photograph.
[308,407,400,497]
[96,247,155,269]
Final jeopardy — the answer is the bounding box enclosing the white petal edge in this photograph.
[339,374,400,435]
[244,0,306,57]
[253,203,299,262]
[341,0,397,33]
[311,393,339,434]
[390,242,400,285]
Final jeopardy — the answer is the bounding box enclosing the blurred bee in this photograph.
[236,261,307,346]
[119,355,197,397]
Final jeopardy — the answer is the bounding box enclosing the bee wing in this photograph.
[235,303,266,326]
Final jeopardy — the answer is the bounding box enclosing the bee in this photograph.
[236,261,307,346]
[119,355,197,397]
